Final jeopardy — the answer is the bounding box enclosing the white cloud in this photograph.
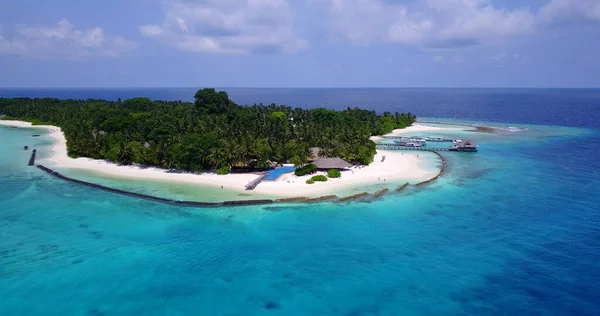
[140,0,308,54]
[433,55,444,63]
[0,19,136,59]
[319,0,600,50]
[492,51,528,64]
[538,0,600,25]
[320,0,537,49]
[140,24,164,37]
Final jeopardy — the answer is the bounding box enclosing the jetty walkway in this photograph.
[376,145,451,152]
[382,135,454,142]
[245,173,268,190]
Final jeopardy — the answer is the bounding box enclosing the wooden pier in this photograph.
[382,135,454,142]
[245,173,268,190]
[376,145,451,152]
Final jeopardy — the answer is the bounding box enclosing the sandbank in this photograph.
[387,123,467,135]
[1,120,443,198]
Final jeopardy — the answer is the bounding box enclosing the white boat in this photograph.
[405,142,423,148]
[395,139,426,147]
[426,136,445,142]
[407,138,426,146]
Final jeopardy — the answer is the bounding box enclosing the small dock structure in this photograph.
[376,145,451,152]
[377,139,478,152]
[245,173,268,190]
[382,135,454,142]
[450,140,478,152]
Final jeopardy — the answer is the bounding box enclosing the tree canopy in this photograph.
[0,88,416,172]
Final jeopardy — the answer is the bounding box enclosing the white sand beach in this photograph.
[1,120,443,197]
[253,150,436,196]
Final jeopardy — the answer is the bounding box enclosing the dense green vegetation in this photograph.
[327,169,342,178]
[216,165,230,175]
[311,175,328,182]
[294,163,318,176]
[0,88,416,172]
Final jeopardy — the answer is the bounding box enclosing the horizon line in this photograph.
[1,86,600,90]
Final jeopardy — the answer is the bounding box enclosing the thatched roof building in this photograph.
[452,140,478,152]
[313,157,352,170]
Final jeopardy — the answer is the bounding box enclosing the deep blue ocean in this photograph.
[1,88,600,315]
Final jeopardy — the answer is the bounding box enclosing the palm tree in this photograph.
[207,146,227,167]
[290,156,304,168]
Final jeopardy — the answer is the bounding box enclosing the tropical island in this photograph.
[0,88,415,170]
[0,88,445,200]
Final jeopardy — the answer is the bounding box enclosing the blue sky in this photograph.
[1,0,599,87]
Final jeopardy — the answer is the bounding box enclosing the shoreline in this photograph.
[0,120,441,198]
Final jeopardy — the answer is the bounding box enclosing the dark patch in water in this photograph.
[38,244,59,253]
[1,215,20,223]
[88,309,106,316]
[264,301,280,310]
[165,225,200,241]
[283,272,292,279]
[174,210,191,218]
[78,224,89,229]
[346,303,381,316]
[90,231,103,239]
[147,283,197,299]
[266,205,313,212]
[221,276,233,283]
[463,167,494,180]
[404,251,417,258]
[72,258,84,265]
[0,248,17,258]
[426,210,440,217]
[263,206,285,212]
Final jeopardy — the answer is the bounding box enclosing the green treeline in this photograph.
[0,88,416,172]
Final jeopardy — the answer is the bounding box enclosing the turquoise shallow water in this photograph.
[2,88,600,315]
[2,120,600,315]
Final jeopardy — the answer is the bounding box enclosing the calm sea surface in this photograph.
[1,88,600,315]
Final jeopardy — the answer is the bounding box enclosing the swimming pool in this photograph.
[264,166,295,181]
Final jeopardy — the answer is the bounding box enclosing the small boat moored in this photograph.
[406,142,423,148]
[394,139,426,147]
[425,136,445,142]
